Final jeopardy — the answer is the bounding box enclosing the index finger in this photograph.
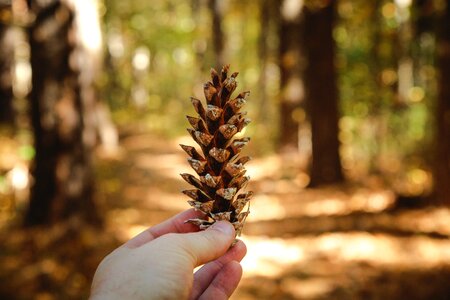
[124,208,205,248]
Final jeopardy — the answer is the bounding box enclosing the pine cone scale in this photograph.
[181,65,252,236]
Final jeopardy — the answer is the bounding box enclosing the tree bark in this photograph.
[304,2,343,186]
[25,0,100,226]
[0,4,15,126]
[434,0,450,205]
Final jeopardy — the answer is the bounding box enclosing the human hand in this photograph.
[90,209,247,300]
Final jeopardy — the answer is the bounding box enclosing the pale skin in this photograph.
[90,209,247,300]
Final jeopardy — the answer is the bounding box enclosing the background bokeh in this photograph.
[0,0,449,299]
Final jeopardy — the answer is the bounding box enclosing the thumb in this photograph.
[169,221,236,267]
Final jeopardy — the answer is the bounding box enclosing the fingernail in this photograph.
[210,221,234,236]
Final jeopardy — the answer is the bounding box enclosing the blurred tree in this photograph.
[367,0,391,177]
[0,4,15,126]
[258,0,270,123]
[209,0,225,69]
[278,0,305,152]
[414,0,435,35]
[25,0,100,226]
[304,1,343,185]
[434,0,450,205]
[257,0,278,125]
[192,0,207,71]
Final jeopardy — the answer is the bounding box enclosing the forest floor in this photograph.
[0,132,450,299]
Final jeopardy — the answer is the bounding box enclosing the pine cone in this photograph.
[180,65,252,236]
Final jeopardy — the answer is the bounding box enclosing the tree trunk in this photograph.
[304,2,343,186]
[0,4,15,126]
[278,0,306,152]
[434,0,450,205]
[25,0,100,226]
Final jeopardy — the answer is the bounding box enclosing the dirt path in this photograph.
[101,133,450,300]
[1,132,449,299]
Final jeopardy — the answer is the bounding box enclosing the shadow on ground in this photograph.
[0,133,449,299]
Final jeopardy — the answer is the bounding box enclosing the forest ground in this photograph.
[0,132,450,300]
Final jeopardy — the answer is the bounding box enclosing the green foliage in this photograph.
[18,145,35,161]
[101,0,201,136]
[336,0,436,193]
[100,0,439,192]
[100,0,277,153]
